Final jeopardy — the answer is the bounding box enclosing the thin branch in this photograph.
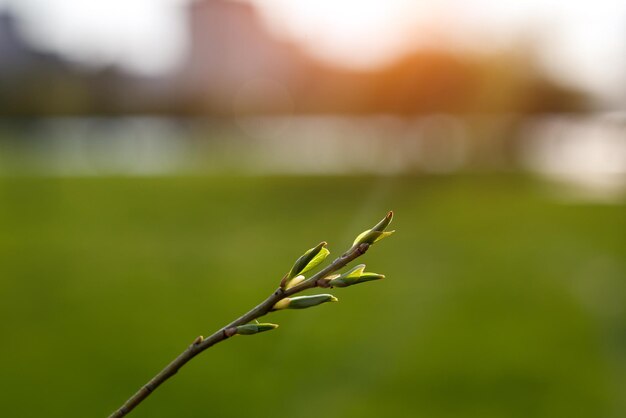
[107,242,371,417]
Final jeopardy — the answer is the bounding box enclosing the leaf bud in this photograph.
[327,264,385,288]
[235,323,279,335]
[272,294,338,310]
[282,241,330,288]
[352,211,395,247]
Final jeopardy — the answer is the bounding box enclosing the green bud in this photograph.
[283,241,330,288]
[273,294,338,310]
[236,323,279,335]
[372,210,394,232]
[328,264,385,288]
[353,211,395,247]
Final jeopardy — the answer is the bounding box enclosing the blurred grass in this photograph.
[0,174,624,418]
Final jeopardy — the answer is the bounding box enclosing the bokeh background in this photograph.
[0,1,625,417]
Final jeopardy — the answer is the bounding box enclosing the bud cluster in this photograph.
[241,212,394,338]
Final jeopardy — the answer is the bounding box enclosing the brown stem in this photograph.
[107,243,369,417]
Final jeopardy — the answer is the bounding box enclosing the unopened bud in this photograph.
[272,294,338,310]
[353,211,395,247]
[282,241,330,288]
[372,211,393,232]
[328,264,385,288]
[235,323,279,335]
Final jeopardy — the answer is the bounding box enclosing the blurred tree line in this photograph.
[0,2,588,117]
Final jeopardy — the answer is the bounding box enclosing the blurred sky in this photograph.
[0,0,625,107]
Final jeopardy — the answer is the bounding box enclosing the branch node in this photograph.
[224,327,237,338]
[316,278,331,288]
[357,243,370,255]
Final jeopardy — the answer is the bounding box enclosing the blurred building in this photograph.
[178,0,313,114]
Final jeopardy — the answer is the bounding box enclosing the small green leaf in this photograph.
[289,242,327,279]
[352,229,395,247]
[283,242,330,288]
[373,231,394,243]
[300,246,330,275]
[328,265,385,288]
[344,264,366,279]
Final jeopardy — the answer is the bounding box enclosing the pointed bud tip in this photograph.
[330,296,339,302]
[366,211,395,236]
[311,241,327,251]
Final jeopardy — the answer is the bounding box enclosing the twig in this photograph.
[107,212,393,417]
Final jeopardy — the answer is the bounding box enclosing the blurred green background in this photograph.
[0,174,624,417]
[1,0,625,416]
